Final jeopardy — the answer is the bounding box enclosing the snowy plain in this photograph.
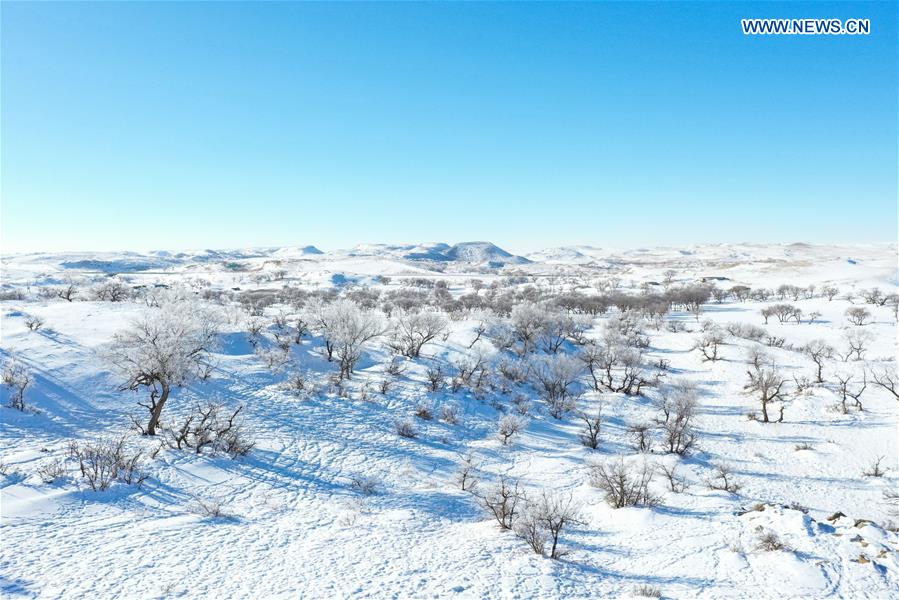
[1,241,897,599]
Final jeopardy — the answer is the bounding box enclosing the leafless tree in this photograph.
[655,382,698,455]
[2,360,33,411]
[802,339,834,383]
[497,414,527,445]
[389,310,446,358]
[706,463,740,493]
[509,302,546,355]
[529,354,583,418]
[23,314,45,332]
[871,367,899,401]
[468,321,487,349]
[56,283,78,302]
[456,453,480,492]
[822,285,839,301]
[744,366,787,423]
[480,475,523,529]
[845,307,871,326]
[105,302,219,435]
[425,365,444,392]
[842,329,872,361]
[578,405,603,449]
[657,462,689,493]
[315,300,384,379]
[695,330,725,361]
[834,371,866,413]
[863,456,887,478]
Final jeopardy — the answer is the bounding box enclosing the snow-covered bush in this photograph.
[164,403,253,456]
[529,354,583,418]
[68,437,147,491]
[589,457,658,508]
[655,382,699,455]
[394,418,417,438]
[2,360,32,411]
[388,310,446,358]
[497,414,527,445]
[515,491,582,559]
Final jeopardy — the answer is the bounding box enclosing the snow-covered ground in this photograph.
[1,241,897,599]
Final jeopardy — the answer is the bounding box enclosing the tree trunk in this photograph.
[146,382,170,435]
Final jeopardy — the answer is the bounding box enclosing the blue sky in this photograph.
[2,1,896,254]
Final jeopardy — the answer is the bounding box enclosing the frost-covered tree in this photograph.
[509,302,546,355]
[655,381,698,455]
[311,299,384,379]
[529,354,583,418]
[2,360,33,411]
[106,302,219,435]
[389,310,446,358]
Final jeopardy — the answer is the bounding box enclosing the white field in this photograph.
[1,242,897,599]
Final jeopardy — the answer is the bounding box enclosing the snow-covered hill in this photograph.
[1,242,897,598]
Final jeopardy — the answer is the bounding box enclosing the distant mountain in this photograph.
[443,241,530,265]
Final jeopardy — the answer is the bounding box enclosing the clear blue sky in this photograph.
[2,1,896,254]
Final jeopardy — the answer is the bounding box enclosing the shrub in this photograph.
[349,474,381,495]
[68,437,147,491]
[515,491,582,559]
[37,458,67,484]
[440,402,460,424]
[414,399,435,420]
[164,403,253,457]
[395,418,418,439]
[24,314,45,332]
[756,531,790,552]
[589,458,658,508]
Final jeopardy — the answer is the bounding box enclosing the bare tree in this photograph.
[480,475,523,529]
[706,463,740,493]
[316,300,384,379]
[655,382,698,455]
[744,366,787,423]
[578,405,603,449]
[105,302,219,435]
[845,307,871,326]
[871,367,899,401]
[456,453,480,492]
[56,283,78,302]
[509,302,546,355]
[497,414,527,445]
[657,462,689,493]
[834,371,866,413]
[842,329,872,361]
[2,360,33,411]
[389,310,446,358]
[695,329,725,362]
[23,314,45,332]
[802,340,834,383]
[822,285,839,301]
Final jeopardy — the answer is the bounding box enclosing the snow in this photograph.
[1,242,897,598]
